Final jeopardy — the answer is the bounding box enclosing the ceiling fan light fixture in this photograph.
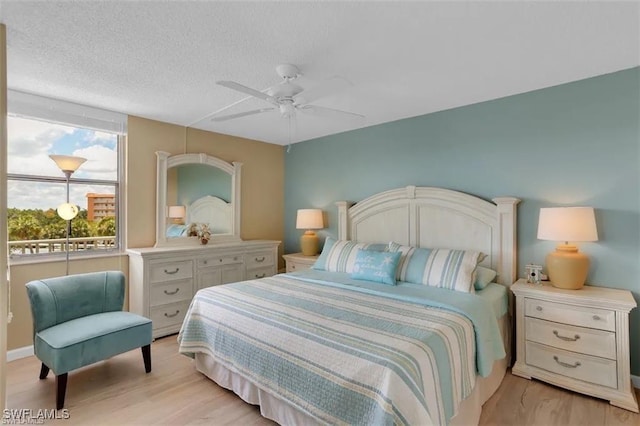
[279,103,296,118]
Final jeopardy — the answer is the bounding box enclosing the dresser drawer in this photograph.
[150,301,191,330]
[246,266,274,280]
[150,279,193,306]
[525,317,616,360]
[526,341,617,389]
[245,251,274,269]
[525,298,615,332]
[150,260,193,283]
[198,255,242,268]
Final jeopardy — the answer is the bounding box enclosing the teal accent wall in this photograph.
[176,163,231,206]
[284,67,640,374]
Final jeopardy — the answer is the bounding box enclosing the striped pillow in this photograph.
[312,237,389,273]
[389,242,486,293]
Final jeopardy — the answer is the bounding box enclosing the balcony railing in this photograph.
[9,236,116,255]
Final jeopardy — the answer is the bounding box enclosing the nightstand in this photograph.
[512,279,638,412]
[283,253,319,273]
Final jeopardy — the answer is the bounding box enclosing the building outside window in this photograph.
[6,91,126,259]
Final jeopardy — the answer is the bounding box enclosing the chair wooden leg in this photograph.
[142,344,151,373]
[56,373,68,410]
[39,363,50,380]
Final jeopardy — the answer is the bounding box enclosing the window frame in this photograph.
[6,92,126,263]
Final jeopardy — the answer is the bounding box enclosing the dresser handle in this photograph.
[255,256,266,263]
[164,288,180,295]
[254,273,266,278]
[164,310,180,318]
[536,306,543,311]
[553,356,581,369]
[592,315,601,321]
[234,256,239,261]
[553,330,580,342]
[164,268,179,275]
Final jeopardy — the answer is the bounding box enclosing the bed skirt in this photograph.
[194,314,510,425]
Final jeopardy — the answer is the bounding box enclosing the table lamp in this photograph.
[296,209,323,256]
[537,207,598,290]
[168,205,186,224]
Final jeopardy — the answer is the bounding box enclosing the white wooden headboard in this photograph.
[187,195,232,234]
[336,186,520,286]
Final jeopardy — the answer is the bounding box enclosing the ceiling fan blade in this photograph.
[293,76,352,105]
[298,105,364,120]
[217,80,276,104]
[211,108,275,122]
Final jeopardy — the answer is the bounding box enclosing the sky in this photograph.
[7,116,118,210]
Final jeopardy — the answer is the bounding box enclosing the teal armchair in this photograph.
[26,271,152,409]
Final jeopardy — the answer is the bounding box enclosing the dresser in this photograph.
[283,252,319,273]
[512,279,638,412]
[127,240,280,338]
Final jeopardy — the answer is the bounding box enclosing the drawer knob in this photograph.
[255,273,266,279]
[203,260,208,265]
[164,268,179,275]
[219,259,223,262]
[164,288,180,295]
[291,265,296,270]
[592,315,601,321]
[553,356,581,369]
[255,256,266,263]
[553,330,580,342]
[536,306,543,311]
[164,310,180,318]
[234,257,238,261]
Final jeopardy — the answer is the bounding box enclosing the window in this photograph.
[7,91,126,259]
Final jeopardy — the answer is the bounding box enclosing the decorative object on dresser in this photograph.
[49,154,87,275]
[537,207,598,289]
[296,208,324,255]
[283,252,319,273]
[512,279,638,412]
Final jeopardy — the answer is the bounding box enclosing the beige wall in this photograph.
[7,115,285,351]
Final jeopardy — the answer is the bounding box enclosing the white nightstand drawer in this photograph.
[198,255,242,268]
[246,266,274,280]
[525,317,616,360]
[245,251,274,269]
[150,260,193,283]
[526,341,617,389]
[150,279,193,306]
[525,298,615,332]
[150,301,191,329]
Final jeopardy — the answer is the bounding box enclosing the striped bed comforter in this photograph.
[178,273,503,425]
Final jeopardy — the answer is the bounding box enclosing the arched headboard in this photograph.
[336,186,520,286]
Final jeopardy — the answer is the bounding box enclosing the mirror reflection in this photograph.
[165,164,233,238]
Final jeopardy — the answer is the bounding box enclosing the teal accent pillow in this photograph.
[350,249,402,285]
[312,237,389,273]
[474,266,497,290]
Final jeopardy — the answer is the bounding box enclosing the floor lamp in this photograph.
[49,155,87,275]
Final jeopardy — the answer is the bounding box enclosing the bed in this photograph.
[165,195,232,237]
[178,185,520,425]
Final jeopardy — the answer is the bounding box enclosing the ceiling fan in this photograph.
[211,64,364,122]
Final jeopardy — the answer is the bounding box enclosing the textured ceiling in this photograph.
[0,1,638,145]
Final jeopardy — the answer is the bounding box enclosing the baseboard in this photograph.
[632,375,640,390]
[6,345,34,362]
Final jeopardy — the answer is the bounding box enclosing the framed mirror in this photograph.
[155,151,242,247]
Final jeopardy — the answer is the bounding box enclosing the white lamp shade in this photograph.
[537,207,598,242]
[49,154,87,173]
[168,205,186,219]
[57,203,79,220]
[296,209,323,230]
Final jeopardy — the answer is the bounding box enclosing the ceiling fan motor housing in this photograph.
[276,64,300,80]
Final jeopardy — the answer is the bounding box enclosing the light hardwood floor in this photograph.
[6,336,640,425]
